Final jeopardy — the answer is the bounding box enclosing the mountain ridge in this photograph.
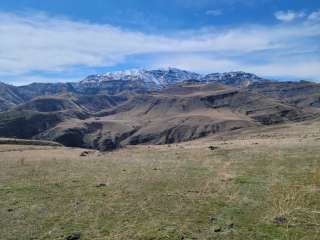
[80,68,264,89]
[0,68,319,151]
[0,68,267,110]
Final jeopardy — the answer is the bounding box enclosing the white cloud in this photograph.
[308,10,320,21]
[0,12,277,75]
[3,75,80,86]
[151,54,320,81]
[205,9,223,16]
[245,61,320,80]
[0,12,319,82]
[151,55,239,73]
[274,10,306,22]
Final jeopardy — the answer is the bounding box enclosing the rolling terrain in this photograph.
[1,117,319,239]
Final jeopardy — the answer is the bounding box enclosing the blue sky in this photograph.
[0,0,319,84]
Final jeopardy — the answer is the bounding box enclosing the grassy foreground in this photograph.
[0,121,320,240]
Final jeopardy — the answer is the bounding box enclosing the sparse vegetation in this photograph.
[0,120,319,239]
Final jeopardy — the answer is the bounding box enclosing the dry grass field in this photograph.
[1,119,320,240]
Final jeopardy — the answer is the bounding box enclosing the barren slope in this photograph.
[36,82,315,150]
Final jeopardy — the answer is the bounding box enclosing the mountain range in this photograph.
[80,68,262,90]
[0,68,319,150]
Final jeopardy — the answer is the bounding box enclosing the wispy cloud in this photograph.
[150,54,239,73]
[151,54,320,80]
[0,12,275,75]
[0,11,319,83]
[4,75,80,86]
[274,10,306,22]
[205,9,223,16]
[308,10,320,22]
[245,60,320,80]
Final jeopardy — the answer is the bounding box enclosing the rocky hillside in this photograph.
[0,68,319,150]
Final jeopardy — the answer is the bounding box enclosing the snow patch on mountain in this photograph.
[80,68,263,89]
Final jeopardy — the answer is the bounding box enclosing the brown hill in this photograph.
[0,82,24,111]
[33,82,317,150]
[0,80,319,151]
[249,80,320,112]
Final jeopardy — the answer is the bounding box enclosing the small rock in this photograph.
[65,232,81,240]
[274,216,287,225]
[95,183,107,188]
[208,146,219,151]
[213,226,222,232]
[7,208,14,212]
[152,168,160,171]
[80,151,89,157]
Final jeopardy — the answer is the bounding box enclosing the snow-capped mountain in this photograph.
[202,71,263,87]
[79,68,264,91]
[147,68,202,85]
[80,68,201,88]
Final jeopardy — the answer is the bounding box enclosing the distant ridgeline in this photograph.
[0,68,319,150]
